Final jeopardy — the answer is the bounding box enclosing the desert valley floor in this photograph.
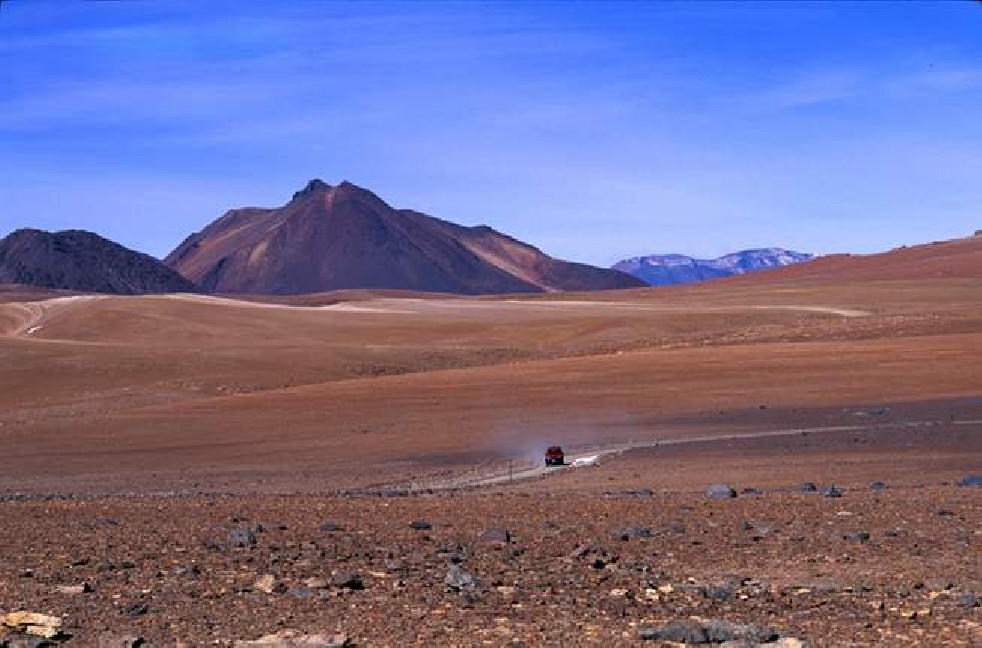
[0,237,980,646]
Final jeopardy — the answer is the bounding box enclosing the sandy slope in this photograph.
[0,270,978,494]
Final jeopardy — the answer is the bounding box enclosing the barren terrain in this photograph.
[1,237,980,646]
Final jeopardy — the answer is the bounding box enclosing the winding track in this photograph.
[424,418,978,490]
[0,294,871,342]
[1,295,108,338]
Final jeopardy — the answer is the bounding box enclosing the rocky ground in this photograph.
[0,483,978,647]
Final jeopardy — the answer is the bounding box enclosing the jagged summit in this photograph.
[291,178,334,201]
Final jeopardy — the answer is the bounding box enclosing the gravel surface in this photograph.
[0,486,978,646]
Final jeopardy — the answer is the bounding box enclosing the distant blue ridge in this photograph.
[612,248,814,286]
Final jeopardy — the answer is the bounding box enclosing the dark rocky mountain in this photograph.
[613,248,813,286]
[0,228,199,295]
[165,179,644,295]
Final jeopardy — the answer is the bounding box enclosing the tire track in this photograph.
[1,296,107,339]
[426,419,964,490]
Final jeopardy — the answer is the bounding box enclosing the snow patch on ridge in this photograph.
[613,248,814,286]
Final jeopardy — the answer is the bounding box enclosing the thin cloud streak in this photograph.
[1,2,981,266]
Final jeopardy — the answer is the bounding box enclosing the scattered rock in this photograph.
[706,484,737,500]
[330,572,364,590]
[704,585,734,601]
[822,486,844,498]
[304,577,330,590]
[53,583,92,595]
[445,565,476,591]
[319,521,343,532]
[741,487,763,496]
[409,520,432,531]
[638,619,708,643]
[958,593,979,607]
[869,481,887,491]
[771,639,807,648]
[959,475,982,487]
[638,618,780,643]
[253,574,286,594]
[611,526,652,541]
[796,482,818,493]
[123,603,148,617]
[477,527,511,544]
[174,564,201,577]
[704,619,779,643]
[2,637,62,648]
[229,528,257,548]
[1,612,64,640]
[233,630,351,647]
[842,531,870,543]
[288,586,314,599]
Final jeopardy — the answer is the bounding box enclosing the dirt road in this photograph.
[1,292,871,340]
[431,418,980,489]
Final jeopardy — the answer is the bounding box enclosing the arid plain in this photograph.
[0,235,979,646]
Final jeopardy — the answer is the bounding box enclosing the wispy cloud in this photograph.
[731,60,982,115]
[882,65,982,97]
[2,2,982,265]
[740,70,864,111]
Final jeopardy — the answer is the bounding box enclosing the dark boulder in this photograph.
[330,572,364,590]
[228,528,257,548]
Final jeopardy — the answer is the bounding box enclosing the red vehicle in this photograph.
[544,446,565,467]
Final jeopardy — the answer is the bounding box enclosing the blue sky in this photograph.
[1,1,981,265]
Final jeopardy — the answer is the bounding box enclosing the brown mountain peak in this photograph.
[165,180,645,295]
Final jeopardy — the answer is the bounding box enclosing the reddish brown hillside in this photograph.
[164,179,643,295]
[730,234,982,284]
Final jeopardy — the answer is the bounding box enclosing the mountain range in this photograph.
[613,248,814,286]
[0,180,643,295]
[8,179,972,297]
